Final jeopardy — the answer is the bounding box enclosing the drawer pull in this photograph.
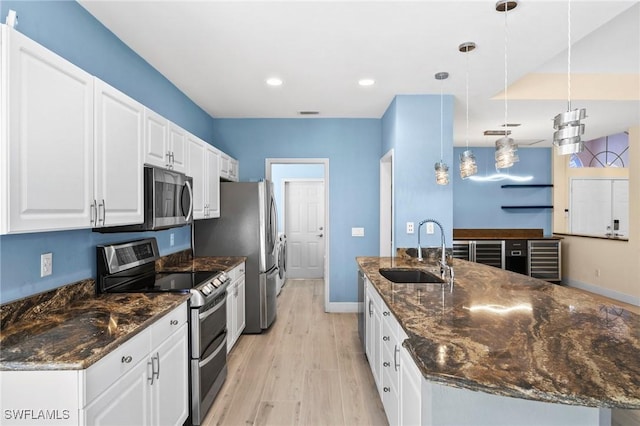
[121,356,132,364]
[383,387,390,393]
[383,311,390,316]
[383,362,390,367]
[170,319,179,326]
[383,336,390,342]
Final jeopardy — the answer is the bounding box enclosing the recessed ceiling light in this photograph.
[299,111,319,115]
[266,77,283,86]
[358,78,375,87]
[484,130,512,136]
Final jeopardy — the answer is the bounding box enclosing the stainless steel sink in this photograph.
[378,268,445,284]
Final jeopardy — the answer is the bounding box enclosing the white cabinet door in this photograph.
[365,283,383,393]
[84,358,151,426]
[205,145,220,218]
[168,123,187,173]
[144,108,170,169]
[2,25,94,234]
[93,79,144,227]
[400,345,422,426]
[187,135,206,220]
[150,323,189,426]
[226,280,237,354]
[235,269,246,337]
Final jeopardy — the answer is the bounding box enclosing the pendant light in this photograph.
[553,0,586,155]
[495,0,519,169]
[434,71,450,185]
[459,42,478,179]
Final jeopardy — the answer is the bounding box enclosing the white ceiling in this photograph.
[78,0,640,147]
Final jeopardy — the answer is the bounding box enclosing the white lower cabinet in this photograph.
[365,279,383,394]
[226,262,246,353]
[0,302,188,426]
[86,302,189,426]
[363,273,422,426]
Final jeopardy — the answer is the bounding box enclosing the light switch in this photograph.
[352,227,365,237]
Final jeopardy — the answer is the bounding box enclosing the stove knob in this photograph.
[201,286,211,295]
[212,278,221,288]
[206,283,215,293]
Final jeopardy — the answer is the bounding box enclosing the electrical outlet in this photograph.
[41,253,52,277]
[595,269,600,277]
[426,222,435,234]
[170,232,175,247]
[407,222,414,234]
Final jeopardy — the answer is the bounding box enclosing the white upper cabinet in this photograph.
[219,152,239,182]
[143,109,186,173]
[1,24,94,234]
[205,145,221,218]
[93,79,144,227]
[186,135,220,220]
[168,122,187,173]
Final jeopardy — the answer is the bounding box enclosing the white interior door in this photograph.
[285,180,325,279]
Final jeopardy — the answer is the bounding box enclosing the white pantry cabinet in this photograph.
[93,79,144,228]
[1,24,94,234]
[143,109,186,173]
[226,262,246,353]
[187,136,220,220]
[0,302,189,426]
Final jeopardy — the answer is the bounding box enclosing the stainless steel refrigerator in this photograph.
[194,180,278,333]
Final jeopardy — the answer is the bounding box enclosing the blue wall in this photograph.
[211,118,381,303]
[0,1,213,303]
[452,147,553,235]
[383,95,454,251]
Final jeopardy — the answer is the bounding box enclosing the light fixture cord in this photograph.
[567,0,572,111]
[440,76,444,160]
[465,48,470,150]
[503,2,508,132]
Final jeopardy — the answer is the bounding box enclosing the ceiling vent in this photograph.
[484,130,512,136]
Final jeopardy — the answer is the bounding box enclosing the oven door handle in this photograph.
[199,298,225,321]
[199,334,227,367]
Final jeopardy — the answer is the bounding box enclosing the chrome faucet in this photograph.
[417,218,454,291]
[417,219,445,265]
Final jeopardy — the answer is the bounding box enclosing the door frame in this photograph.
[380,149,394,256]
[266,158,330,312]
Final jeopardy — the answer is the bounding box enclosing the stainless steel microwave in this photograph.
[96,165,193,232]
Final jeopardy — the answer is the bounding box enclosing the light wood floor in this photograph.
[203,279,388,426]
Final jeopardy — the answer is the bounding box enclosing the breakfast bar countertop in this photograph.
[357,255,640,409]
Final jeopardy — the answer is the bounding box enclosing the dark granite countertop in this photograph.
[357,255,640,409]
[0,254,246,372]
[0,279,189,371]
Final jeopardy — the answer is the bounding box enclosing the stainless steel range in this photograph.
[96,238,230,425]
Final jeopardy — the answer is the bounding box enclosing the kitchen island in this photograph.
[357,254,640,425]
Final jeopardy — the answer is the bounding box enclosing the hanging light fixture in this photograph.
[434,71,450,185]
[459,42,478,179]
[495,0,519,169]
[553,0,586,155]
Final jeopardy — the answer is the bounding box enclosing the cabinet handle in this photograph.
[170,319,178,326]
[147,358,155,385]
[383,336,390,342]
[368,300,373,317]
[383,362,390,367]
[90,200,97,225]
[121,355,132,364]
[394,345,400,372]
[155,352,160,380]
[99,199,106,226]
[383,387,390,393]
[383,311,390,317]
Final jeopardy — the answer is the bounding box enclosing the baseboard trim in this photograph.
[326,302,358,313]
[565,279,640,307]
